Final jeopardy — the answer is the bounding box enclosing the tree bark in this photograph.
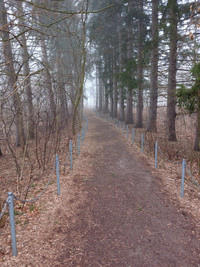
[118,13,125,121]
[126,1,134,124]
[194,89,200,151]
[98,66,103,112]
[96,64,99,110]
[135,0,144,128]
[71,12,87,135]
[167,0,178,141]
[113,50,118,118]
[17,1,35,139]
[110,75,114,117]
[105,92,109,114]
[40,39,57,120]
[57,48,68,127]
[147,0,159,132]
[0,0,25,148]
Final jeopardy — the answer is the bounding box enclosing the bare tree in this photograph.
[17,0,35,139]
[0,0,25,148]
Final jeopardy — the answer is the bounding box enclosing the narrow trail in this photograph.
[4,112,200,267]
[56,113,200,266]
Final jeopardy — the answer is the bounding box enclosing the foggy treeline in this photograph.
[0,0,199,180]
[0,0,90,173]
[89,0,200,151]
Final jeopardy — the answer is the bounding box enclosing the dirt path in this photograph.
[3,112,200,266]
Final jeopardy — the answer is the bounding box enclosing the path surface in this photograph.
[4,112,200,267]
[56,113,200,266]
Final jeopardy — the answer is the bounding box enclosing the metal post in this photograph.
[56,155,60,195]
[155,141,158,168]
[8,192,17,256]
[141,133,144,153]
[81,128,84,145]
[181,159,185,198]
[70,140,73,170]
[132,128,134,144]
[123,123,125,136]
[126,125,128,139]
[83,126,85,141]
[78,134,80,155]
[87,118,88,131]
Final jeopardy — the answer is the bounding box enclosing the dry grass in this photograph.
[0,110,200,265]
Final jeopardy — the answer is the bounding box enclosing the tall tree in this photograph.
[126,1,134,124]
[113,50,118,118]
[118,12,125,121]
[37,11,57,120]
[167,0,178,141]
[135,0,144,128]
[147,0,159,132]
[0,0,25,147]
[17,1,35,139]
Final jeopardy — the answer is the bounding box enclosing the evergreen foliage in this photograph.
[177,63,200,113]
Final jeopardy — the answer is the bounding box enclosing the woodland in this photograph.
[0,0,200,228]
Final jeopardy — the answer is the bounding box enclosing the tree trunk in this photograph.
[118,13,125,121]
[167,0,178,141]
[17,1,35,139]
[57,48,68,127]
[98,69,103,112]
[71,13,87,135]
[40,39,57,120]
[135,0,144,128]
[126,1,134,124]
[126,91,133,124]
[110,80,114,117]
[0,0,25,148]
[105,92,109,114]
[194,89,200,151]
[96,64,99,110]
[113,51,118,118]
[147,0,159,132]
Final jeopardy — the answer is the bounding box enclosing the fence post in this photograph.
[155,141,158,168]
[56,155,60,195]
[132,128,134,144]
[123,123,125,136]
[78,134,80,155]
[70,140,73,170]
[81,128,84,145]
[8,192,17,257]
[126,125,128,139]
[83,126,85,140]
[87,118,88,131]
[141,133,144,153]
[181,159,185,198]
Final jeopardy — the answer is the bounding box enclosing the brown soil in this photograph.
[1,112,200,266]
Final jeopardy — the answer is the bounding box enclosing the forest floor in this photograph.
[1,111,200,266]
